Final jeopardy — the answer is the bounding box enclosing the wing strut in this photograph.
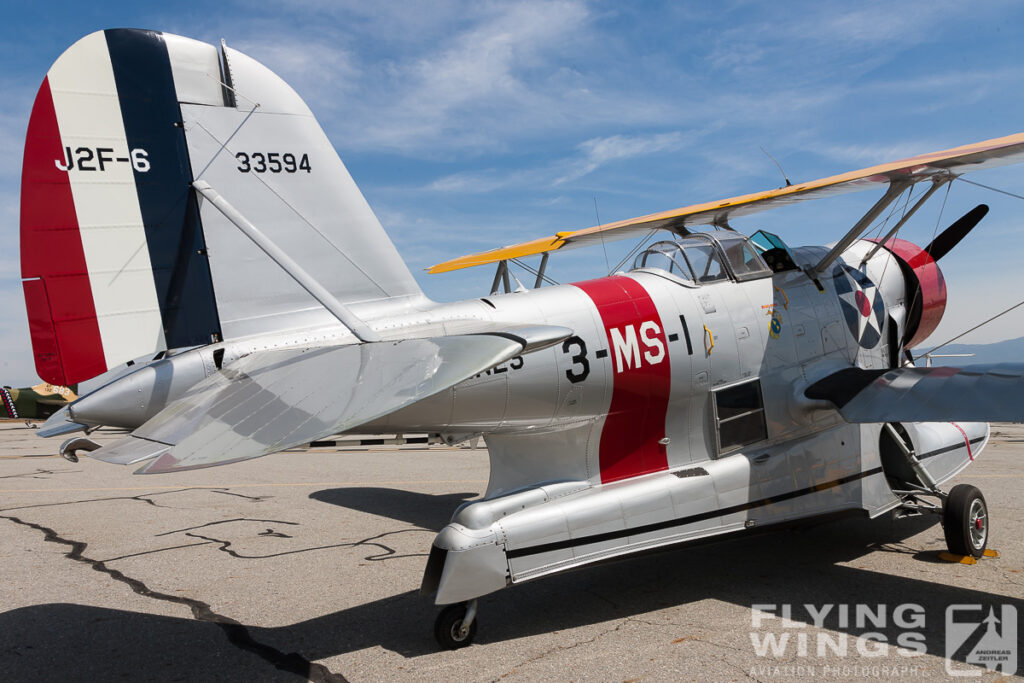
[859,175,951,266]
[812,179,910,275]
[490,260,512,295]
[192,180,380,342]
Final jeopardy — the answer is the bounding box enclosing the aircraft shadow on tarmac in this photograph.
[309,487,478,531]
[2,500,1019,680]
[267,512,1022,662]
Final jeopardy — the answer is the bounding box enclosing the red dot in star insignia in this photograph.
[855,290,871,317]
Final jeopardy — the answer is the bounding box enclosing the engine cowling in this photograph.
[867,237,946,348]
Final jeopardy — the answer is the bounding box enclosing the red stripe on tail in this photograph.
[574,276,671,483]
[20,77,105,385]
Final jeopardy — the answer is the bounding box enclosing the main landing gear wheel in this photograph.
[434,601,478,650]
[943,484,988,558]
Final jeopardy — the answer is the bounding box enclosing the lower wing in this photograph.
[805,363,1024,423]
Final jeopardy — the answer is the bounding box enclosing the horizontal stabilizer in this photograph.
[87,334,525,473]
[805,364,1024,423]
[37,407,86,438]
[89,435,169,465]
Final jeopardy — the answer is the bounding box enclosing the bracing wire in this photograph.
[509,258,559,287]
[921,299,1024,358]
[956,177,1024,202]
[593,196,613,276]
[189,119,391,298]
[610,229,659,274]
[875,184,922,286]
[912,175,1024,360]
[902,181,952,330]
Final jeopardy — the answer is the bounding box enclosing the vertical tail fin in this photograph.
[21,29,420,385]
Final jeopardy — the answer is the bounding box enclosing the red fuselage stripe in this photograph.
[20,77,106,384]
[574,276,671,483]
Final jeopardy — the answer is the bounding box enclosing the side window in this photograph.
[713,379,768,455]
[638,246,695,281]
[683,243,728,283]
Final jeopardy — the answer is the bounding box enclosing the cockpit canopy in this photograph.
[632,231,772,284]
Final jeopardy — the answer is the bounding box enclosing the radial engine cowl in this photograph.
[868,237,946,348]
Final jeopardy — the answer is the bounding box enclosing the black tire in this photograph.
[434,603,477,650]
[943,484,988,558]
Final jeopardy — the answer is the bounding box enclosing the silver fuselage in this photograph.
[57,239,985,603]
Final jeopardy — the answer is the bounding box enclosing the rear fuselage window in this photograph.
[713,379,768,455]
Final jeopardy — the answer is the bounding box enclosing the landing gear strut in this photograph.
[434,600,478,649]
[884,424,989,558]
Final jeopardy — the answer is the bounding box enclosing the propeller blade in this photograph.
[923,204,988,261]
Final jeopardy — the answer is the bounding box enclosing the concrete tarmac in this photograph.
[0,421,1021,682]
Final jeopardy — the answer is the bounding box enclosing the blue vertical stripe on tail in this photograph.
[104,29,222,348]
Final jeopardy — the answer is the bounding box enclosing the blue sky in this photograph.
[2,0,1024,385]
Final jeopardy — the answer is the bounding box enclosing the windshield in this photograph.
[749,229,798,272]
[632,232,771,283]
[633,242,698,281]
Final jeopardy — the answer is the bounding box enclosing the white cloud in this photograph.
[817,141,944,166]
[425,169,528,193]
[556,132,687,184]
[704,0,967,80]
[421,130,694,194]
[358,0,593,152]
[230,38,361,108]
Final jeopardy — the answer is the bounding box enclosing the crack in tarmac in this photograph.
[0,467,80,479]
[260,528,293,538]
[582,586,621,610]
[725,655,766,683]
[210,489,273,502]
[0,513,348,682]
[0,488,209,513]
[184,527,432,562]
[101,540,215,563]
[155,517,300,536]
[489,618,634,682]
[685,635,770,682]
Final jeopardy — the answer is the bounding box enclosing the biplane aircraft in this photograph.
[22,29,1024,648]
[0,382,77,421]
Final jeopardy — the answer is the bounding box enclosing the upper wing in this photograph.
[428,132,1024,274]
[89,333,539,473]
[805,363,1024,423]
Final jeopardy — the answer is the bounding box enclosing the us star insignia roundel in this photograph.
[832,263,885,348]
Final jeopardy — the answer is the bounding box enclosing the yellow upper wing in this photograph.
[428,132,1024,274]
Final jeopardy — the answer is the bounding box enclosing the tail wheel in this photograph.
[943,484,988,558]
[434,603,477,650]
